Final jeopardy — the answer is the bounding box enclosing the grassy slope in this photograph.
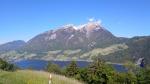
[0,70,83,84]
[1,43,128,61]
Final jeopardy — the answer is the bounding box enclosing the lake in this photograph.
[14,60,127,72]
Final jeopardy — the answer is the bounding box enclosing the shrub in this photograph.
[0,58,16,71]
[137,67,150,84]
[46,61,61,74]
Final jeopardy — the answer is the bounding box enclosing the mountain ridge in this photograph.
[0,22,149,64]
[24,21,122,52]
[0,40,26,53]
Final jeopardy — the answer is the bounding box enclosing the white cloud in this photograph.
[88,17,102,24]
[97,20,102,25]
[88,17,95,22]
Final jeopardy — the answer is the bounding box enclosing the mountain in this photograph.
[23,21,123,52]
[0,21,150,64]
[0,40,26,53]
[126,36,150,63]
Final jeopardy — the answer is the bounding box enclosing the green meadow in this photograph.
[0,70,83,84]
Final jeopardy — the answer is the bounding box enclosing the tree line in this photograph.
[1,58,150,84]
[46,59,150,84]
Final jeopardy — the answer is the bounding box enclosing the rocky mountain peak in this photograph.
[60,21,103,31]
[85,21,102,31]
[24,21,117,52]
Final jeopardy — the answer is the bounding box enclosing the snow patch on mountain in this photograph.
[88,41,96,48]
[68,34,74,40]
[50,33,57,40]
[45,33,57,40]
[62,20,102,31]
[63,24,74,29]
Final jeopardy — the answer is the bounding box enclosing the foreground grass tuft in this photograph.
[0,70,83,84]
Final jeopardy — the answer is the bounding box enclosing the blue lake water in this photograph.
[14,60,127,72]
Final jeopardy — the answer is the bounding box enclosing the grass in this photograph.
[80,43,128,59]
[0,70,84,84]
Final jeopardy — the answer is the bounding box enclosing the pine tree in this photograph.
[86,59,114,84]
[65,61,78,77]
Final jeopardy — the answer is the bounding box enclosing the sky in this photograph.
[0,0,150,44]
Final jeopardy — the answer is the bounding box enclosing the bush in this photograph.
[113,72,137,84]
[46,61,62,74]
[137,67,150,84]
[76,68,88,82]
[0,58,16,71]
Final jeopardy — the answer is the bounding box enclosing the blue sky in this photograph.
[0,0,150,44]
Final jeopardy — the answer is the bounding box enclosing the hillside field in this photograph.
[0,70,83,84]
